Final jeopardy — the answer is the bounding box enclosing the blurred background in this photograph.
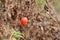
[53,0,60,19]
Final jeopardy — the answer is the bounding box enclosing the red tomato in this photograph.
[20,17,28,26]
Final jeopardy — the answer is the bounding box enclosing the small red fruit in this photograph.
[20,17,28,26]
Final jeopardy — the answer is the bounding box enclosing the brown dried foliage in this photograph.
[0,0,60,40]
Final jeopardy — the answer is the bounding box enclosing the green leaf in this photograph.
[2,38,8,40]
[35,0,45,12]
[12,37,16,40]
[11,30,25,39]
